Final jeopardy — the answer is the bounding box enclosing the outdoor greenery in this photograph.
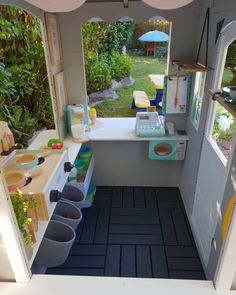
[82,22,135,93]
[212,41,236,148]
[95,55,167,117]
[128,20,170,51]
[0,5,53,147]
[212,104,236,141]
[225,40,236,84]
[11,189,38,246]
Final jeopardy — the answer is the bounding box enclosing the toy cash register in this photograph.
[135,112,165,137]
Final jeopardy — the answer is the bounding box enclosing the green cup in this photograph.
[78,146,92,159]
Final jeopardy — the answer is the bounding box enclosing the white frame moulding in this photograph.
[0,172,31,282]
[209,21,236,290]
[205,21,236,166]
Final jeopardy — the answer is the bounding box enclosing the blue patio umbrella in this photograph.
[138,30,169,42]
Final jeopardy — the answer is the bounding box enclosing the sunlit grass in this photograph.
[95,55,167,117]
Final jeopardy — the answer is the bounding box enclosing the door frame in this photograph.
[205,21,236,165]
[209,20,236,290]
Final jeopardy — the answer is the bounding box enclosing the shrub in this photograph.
[85,52,112,93]
[110,52,132,81]
[82,21,135,93]
[0,6,54,146]
[0,104,36,147]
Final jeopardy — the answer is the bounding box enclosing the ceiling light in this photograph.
[23,0,87,12]
[142,0,194,10]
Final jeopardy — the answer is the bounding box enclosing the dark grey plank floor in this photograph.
[47,186,205,280]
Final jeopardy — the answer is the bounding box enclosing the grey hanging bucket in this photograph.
[34,220,75,267]
[61,184,85,208]
[52,200,82,230]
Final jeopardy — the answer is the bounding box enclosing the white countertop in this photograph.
[88,118,189,141]
[28,118,189,161]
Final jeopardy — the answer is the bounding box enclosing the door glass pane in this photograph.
[211,42,236,161]
[191,72,206,130]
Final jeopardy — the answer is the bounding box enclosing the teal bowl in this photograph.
[74,159,86,172]
[15,153,39,170]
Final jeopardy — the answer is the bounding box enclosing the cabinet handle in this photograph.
[50,190,62,202]
[64,162,73,172]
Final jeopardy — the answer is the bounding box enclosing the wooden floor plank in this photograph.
[158,202,184,209]
[96,186,113,194]
[74,210,87,244]
[110,215,160,225]
[95,194,112,201]
[151,246,168,279]
[70,245,106,256]
[61,256,105,268]
[94,208,110,244]
[104,245,120,276]
[80,208,98,244]
[109,224,161,235]
[47,186,205,281]
[169,270,205,280]
[145,187,157,209]
[165,246,199,258]
[136,246,152,278]
[171,209,192,246]
[111,208,158,216]
[123,187,134,208]
[159,209,177,245]
[121,245,136,277]
[112,187,123,208]
[134,187,145,208]
[93,199,111,208]
[157,193,182,203]
[109,234,163,245]
[150,246,168,278]
[167,257,203,271]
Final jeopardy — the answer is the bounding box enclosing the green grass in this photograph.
[222,68,233,87]
[94,55,167,117]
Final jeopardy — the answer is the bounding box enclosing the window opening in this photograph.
[191,71,206,130]
[0,5,54,148]
[210,40,236,161]
[81,19,171,118]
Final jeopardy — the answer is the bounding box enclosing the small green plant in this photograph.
[110,52,132,81]
[85,52,112,93]
[212,104,236,142]
[11,189,38,246]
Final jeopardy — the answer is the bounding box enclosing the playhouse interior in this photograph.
[1,0,236,293]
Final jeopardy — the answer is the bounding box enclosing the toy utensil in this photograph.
[174,76,180,109]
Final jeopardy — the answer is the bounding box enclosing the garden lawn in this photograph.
[94,55,167,117]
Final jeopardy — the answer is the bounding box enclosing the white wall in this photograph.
[88,141,182,187]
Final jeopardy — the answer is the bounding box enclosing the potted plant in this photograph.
[11,189,38,246]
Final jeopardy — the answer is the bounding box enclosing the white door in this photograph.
[192,21,236,267]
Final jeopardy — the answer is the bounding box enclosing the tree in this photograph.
[0,5,54,146]
[225,40,236,84]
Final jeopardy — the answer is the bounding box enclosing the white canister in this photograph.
[71,124,85,139]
